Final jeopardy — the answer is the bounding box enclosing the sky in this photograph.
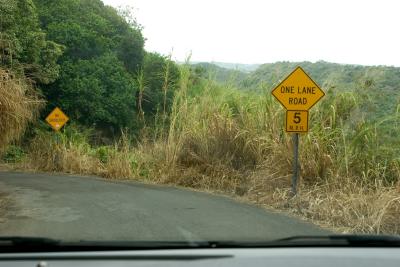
[102,0,400,66]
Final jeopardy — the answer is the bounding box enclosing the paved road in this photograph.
[0,171,329,241]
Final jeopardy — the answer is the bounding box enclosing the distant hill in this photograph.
[191,62,248,86]
[242,61,400,90]
[193,60,400,124]
[209,62,260,73]
[191,60,400,93]
[185,61,260,73]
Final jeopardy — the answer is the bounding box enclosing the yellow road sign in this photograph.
[45,107,69,131]
[272,67,324,110]
[286,110,308,133]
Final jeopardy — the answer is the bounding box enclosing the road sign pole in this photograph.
[54,131,62,170]
[291,133,299,196]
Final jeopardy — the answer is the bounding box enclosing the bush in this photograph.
[95,146,110,164]
[2,145,26,163]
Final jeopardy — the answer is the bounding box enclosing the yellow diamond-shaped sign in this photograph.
[45,107,69,131]
[271,67,325,110]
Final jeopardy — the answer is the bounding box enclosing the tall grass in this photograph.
[22,63,400,235]
[27,126,102,174]
[0,68,43,154]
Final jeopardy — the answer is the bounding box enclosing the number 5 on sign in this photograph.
[286,110,308,133]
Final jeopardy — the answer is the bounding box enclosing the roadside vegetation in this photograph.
[1,0,400,235]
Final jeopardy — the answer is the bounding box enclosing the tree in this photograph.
[33,0,146,131]
[141,52,179,116]
[34,0,144,69]
[0,0,63,84]
[43,53,137,131]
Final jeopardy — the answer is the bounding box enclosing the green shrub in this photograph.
[2,145,26,163]
[95,146,110,164]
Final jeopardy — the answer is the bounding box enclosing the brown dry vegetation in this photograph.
[18,64,400,235]
[27,129,102,174]
[0,68,43,153]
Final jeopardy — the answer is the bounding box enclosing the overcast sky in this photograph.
[102,0,400,66]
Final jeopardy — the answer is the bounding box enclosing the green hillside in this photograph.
[241,61,400,119]
[191,62,247,87]
[209,62,260,73]
[195,61,400,155]
[243,61,400,90]
[193,61,400,122]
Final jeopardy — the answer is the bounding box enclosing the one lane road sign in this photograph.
[271,66,325,110]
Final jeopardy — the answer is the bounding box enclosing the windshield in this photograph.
[0,0,399,245]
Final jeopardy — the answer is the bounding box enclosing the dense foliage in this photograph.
[34,0,144,132]
[141,52,180,117]
[0,0,49,153]
[1,0,180,136]
[0,0,63,84]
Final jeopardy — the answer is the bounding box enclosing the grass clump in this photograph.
[102,133,134,179]
[0,68,43,154]
[26,126,102,174]
[25,127,139,180]
[2,145,26,163]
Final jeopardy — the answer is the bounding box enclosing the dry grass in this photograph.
[0,68,43,154]
[26,130,102,175]
[103,133,134,179]
[299,182,400,234]
[246,171,400,234]
[24,129,137,180]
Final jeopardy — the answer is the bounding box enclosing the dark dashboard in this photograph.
[1,247,400,267]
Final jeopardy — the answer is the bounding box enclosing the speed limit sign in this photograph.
[286,110,308,133]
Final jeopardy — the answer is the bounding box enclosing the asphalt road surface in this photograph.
[0,171,329,241]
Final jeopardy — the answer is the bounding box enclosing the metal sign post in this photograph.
[291,133,299,196]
